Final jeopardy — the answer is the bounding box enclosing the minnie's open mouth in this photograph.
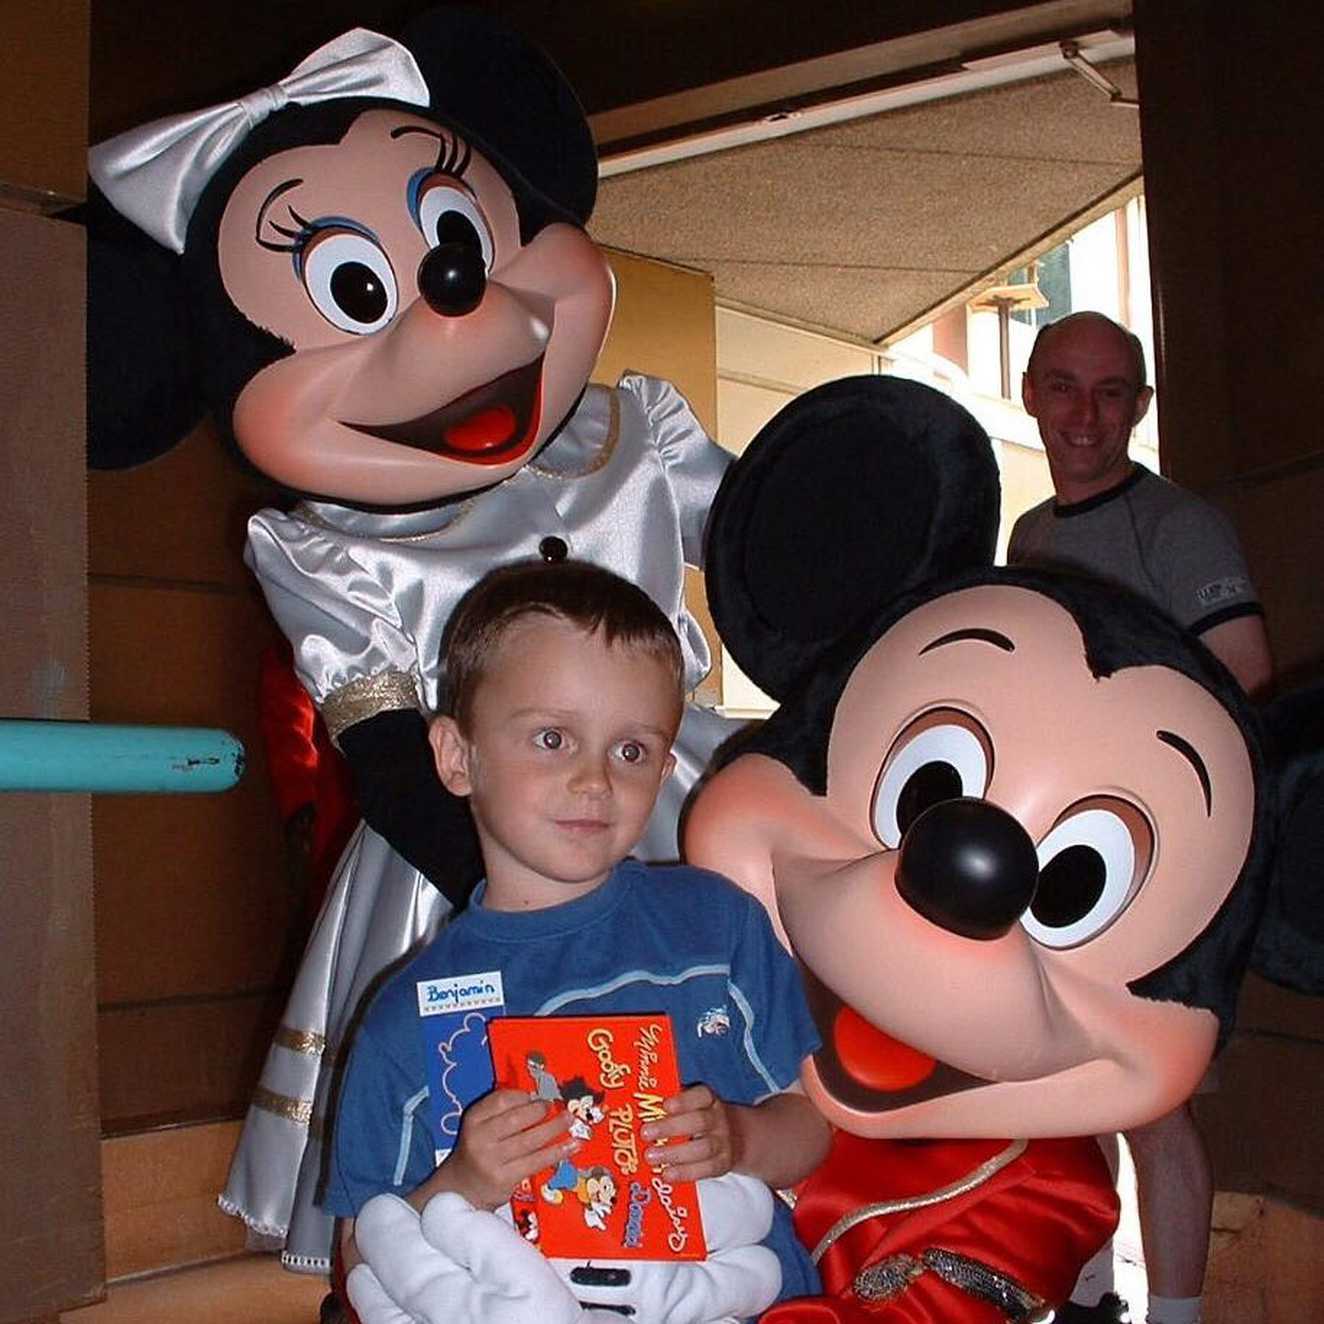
[803,967,989,1113]
[344,356,544,465]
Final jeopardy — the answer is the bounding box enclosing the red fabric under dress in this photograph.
[764,1131,1118,1323]
[258,641,358,918]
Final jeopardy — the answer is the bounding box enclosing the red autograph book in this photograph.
[487,1014,708,1261]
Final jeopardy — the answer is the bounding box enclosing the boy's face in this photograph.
[431,616,680,909]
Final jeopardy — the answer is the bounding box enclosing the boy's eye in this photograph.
[534,729,564,750]
[615,740,646,765]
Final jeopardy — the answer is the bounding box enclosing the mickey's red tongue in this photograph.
[443,404,518,455]
[833,1004,937,1092]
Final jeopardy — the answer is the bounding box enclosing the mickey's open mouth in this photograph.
[803,967,989,1113]
[344,356,544,465]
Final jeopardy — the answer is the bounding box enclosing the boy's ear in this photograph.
[429,716,473,796]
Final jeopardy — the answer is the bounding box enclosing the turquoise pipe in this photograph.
[0,720,245,793]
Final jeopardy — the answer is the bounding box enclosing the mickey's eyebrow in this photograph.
[919,627,1015,655]
[1156,729,1213,816]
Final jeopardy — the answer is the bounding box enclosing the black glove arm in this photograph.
[338,708,483,909]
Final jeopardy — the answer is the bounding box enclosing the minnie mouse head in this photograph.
[688,375,1271,1140]
[89,8,613,508]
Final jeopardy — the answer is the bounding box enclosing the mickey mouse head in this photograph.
[689,375,1270,1140]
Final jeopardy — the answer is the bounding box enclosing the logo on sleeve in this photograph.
[1196,576,1249,606]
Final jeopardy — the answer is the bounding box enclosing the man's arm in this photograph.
[1199,613,1273,700]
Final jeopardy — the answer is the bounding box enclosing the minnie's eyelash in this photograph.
[390,124,473,181]
[259,204,316,255]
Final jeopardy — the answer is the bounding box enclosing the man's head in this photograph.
[431,560,683,907]
[1022,311,1154,505]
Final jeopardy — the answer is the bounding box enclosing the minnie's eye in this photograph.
[1023,801,1153,948]
[301,229,398,333]
[416,182,494,271]
[534,729,564,751]
[871,710,992,849]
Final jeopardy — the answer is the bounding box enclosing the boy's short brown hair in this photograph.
[442,559,685,732]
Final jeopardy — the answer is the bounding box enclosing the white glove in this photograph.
[349,1191,585,1324]
[350,1172,783,1324]
[548,1173,782,1324]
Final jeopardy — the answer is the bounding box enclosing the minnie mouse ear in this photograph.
[704,375,998,702]
[86,185,204,469]
[399,6,598,225]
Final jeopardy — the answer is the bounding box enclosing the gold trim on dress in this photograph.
[293,498,481,544]
[529,385,620,480]
[811,1138,1028,1264]
[273,1025,327,1056]
[253,1085,313,1126]
[323,669,420,743]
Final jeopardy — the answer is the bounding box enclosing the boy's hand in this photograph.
[640,1083,735,1182]
[417,1089,577,1212]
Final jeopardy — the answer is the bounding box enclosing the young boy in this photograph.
[324,558,830,1310]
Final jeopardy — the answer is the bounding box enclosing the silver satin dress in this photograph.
[218,373,738,1272]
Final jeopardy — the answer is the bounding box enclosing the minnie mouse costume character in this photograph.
[684,377,1274,1322]
[88,9,734,1275]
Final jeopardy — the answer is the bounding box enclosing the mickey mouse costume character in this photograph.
[88,8,734,1278]
[682,376,1275,1322]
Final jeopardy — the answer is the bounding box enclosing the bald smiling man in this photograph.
[1009,311,1272,1324]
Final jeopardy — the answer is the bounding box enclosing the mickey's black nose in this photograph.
[417,242,487,317]
[895,797,1039,940]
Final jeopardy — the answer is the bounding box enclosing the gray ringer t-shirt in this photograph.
[1007,466,1262,635]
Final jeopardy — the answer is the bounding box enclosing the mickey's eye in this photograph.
[871,709,993,848]
[415,180,495,271]
[301,228,398,334]
[1023,798,1154,948]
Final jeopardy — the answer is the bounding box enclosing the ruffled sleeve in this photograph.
[617,372,731,567]
[246,509,424,740]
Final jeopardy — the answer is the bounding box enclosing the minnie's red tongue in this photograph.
[833,1004,937,1092]
[443,404,518,454]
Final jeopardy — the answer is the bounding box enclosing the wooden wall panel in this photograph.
[0,0,87,206]
[1231,466,1324,688]
[1136,0,1324,679]
[88,423,276,589]
[1135,0,1324,1214]
[90,584,289,1003]
[89,448,296,1131]
[0,210,102,1315]
[101,1123,248,1278]
[97,996,285,1135]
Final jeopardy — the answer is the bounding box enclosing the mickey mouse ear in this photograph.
[704,375,998,702]
[1252,683,1324,995]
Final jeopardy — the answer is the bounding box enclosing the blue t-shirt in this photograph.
[325,859,821,1301]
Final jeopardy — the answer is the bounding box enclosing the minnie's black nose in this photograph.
[895,797,1039,940]
[417,242,487,317]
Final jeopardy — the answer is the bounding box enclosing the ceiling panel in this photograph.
[591,58,1141,342]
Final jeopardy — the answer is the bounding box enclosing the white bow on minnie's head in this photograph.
[89,27,430,254]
